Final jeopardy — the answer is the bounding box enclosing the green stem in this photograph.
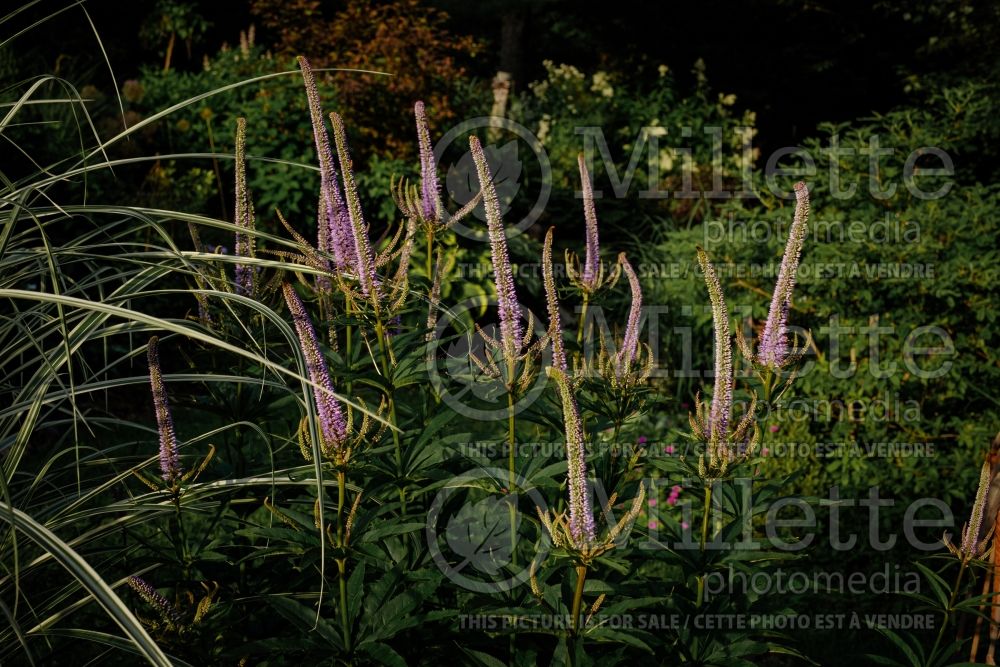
[345,300,353,398]
[172,492,190,579]
[337,558,352,653]
[389,396,407,514]
[930,559,968,660]
[507,389,517,567]
[337,471,346,546]
[334,471,353,654]
[571,565,588,635]
[761,367,774,404]
[507,390,517,490]
[374,317,406,513]
[576,293,590,350]
[700,485,713,551]
[696,484,713,607]
[426,230,434,283]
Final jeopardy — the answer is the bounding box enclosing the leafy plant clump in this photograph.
[2,18,999,664]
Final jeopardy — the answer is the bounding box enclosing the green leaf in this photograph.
[0,503,173,666]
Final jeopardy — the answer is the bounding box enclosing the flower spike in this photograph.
[128,576,182,629]
[414,101,442,223]
[469,135,521,361]
[957,460,992,560]
[233,117,256,297]
[758,181,810,367]
[282,283,348,454]
[566,154,620,296]
[616,253,642,377]
[549,366,596,546]
[542,227,567,372]
[696,247,733,444]
[578,154,600,290]
[330,111,380,299]
[147,336,182,484]
[298,56,353,271]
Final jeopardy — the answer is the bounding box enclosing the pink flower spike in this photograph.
[414,101,442,222]
[615,253,642,377]
[469,135,522,360]
[147,337,182,484]
[759,181,810,367]
[577,154,601,290]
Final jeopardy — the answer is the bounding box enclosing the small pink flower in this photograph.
[761,448,770,457]
[664,445,675,455]
[681,402,690,409]
[671,485,682,494]
[769,424,780,433]
[648,498,657,507]
[681,521,690,530]
[647,520,658,530]
[638,435,647,444]
[667,497,678,506]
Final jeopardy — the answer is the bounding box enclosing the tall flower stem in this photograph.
[507,390,517,489]
[696,484,713,607]
[337,557,352,653]
[334,471,353,652]
[571,564,588,635]
[761,367,775,404]
[426,231,434,284]
[172,494,190,580]
[507,389,517,566]
[930,560,968,661]
[373,317,406,513]
[345,300,354,398]
[389,395,406,513]
[576,294,590,349]
[337,471,346,545]
[699,485,713,550]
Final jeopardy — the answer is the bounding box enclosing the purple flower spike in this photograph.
[577,154,600,290]
[469,135,522,361]
[617,253,642,367]
[233,117,256,297]
[696,248,733,442]
[329,111,380,299]
[616,253,642,376]
[542,227,567,372]
[128,576,182,625]
[297,56,353,271]
[551,367,596,545]
[283,283,348,453]
[414,101,441,223]
[147,337,182,484]
[759,182,810,367]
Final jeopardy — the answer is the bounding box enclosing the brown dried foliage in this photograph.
[251,0,481,157]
